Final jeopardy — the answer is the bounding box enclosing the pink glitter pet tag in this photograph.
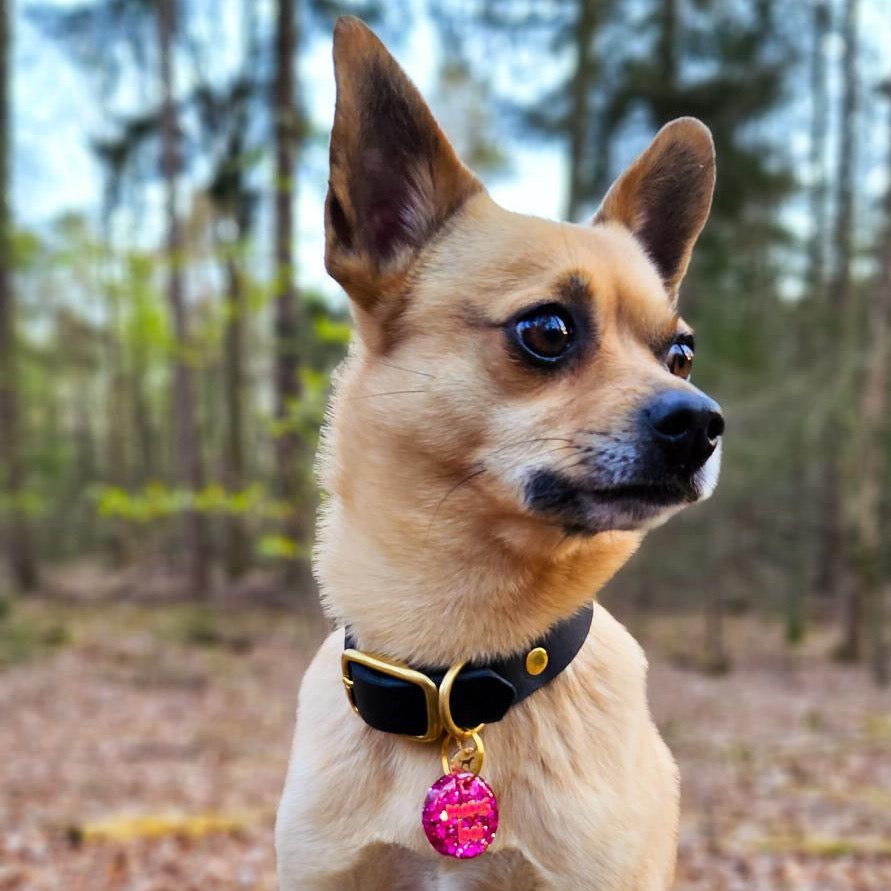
[421,771,499,858]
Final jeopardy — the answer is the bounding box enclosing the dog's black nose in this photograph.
[644,390,724,471]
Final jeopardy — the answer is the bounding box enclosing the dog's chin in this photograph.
[556,485,694,536]
[525,447,721,537]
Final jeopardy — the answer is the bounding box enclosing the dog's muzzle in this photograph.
[523,387,724,535]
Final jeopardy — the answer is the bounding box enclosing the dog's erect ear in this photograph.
[325,17,482,311]
[593,118,715,301]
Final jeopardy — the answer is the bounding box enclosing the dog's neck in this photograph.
[316,483,639,667]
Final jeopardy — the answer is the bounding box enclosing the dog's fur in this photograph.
[277,17,720,890]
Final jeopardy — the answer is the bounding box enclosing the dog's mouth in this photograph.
[587,481,697,504]
[524,469,706,535]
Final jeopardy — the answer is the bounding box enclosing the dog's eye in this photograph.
[514,306,574,363]
[667,342,694,379]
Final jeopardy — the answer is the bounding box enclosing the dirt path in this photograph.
[1,606,889,890]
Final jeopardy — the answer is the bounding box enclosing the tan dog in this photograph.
[276,17,721,890]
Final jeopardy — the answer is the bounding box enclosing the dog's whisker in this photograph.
[481,437,576,461]
[496,445,583,488]
[497,444,581,474]
[377,360,437,379]
[429,443,583,533]
[551,454,588,475]
[492,445,581,481]
[428,464,488,532]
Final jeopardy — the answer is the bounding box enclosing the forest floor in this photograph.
[1,592,890,891]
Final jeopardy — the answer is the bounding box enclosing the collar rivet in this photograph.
[525,647,549,676]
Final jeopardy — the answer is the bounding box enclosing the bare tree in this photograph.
[790,0,833,644]
[822,0,860,659]
[0,0,38,592]
[158,0,211,597]
[852,81,891,687]
[221,227,249,579]
[273,0,305,574]
[807,0,831,301]
[193,2,264,582]
[829,0,859,311]
[566,0,599,221]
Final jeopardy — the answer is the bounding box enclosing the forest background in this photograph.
[1,1,891,888]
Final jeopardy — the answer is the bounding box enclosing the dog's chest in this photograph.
[279,609,678,888]
[310,708,663,889]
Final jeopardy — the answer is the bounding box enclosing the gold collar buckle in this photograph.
[341,648,443,742]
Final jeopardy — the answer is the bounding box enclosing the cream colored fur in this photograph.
[276,17,719,890]
[277,606,677,890]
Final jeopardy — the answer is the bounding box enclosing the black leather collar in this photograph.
[341,602,594,739]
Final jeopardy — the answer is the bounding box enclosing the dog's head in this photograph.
[323,18,722,551]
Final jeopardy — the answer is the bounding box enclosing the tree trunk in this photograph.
[852,83,891,687]
[73,378,96,486]
[273,0,304,580]
[824,0,860,660]
[0,0,38,593]
[566,0,599,221]
[657,0,678,88]
[807,0,830,302]
[222,228,249,580]
[790,0,832,642]
[829,0,858,315]
[157,0,211,598]
[105,314,128,493]
[102,238,130,564]
[131,349,155,484]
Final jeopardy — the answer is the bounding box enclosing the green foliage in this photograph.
[313,314,352,348]
[257,534,302,560]
[94,483,283,523]
[123,253,171,352]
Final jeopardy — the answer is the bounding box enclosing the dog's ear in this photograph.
[593,118,715,301]
[325,17,482,315]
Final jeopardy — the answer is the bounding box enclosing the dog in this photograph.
[276,16,721,891]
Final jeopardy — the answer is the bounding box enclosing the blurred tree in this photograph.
[565,0,607,220]
[466,0,618,219]
[93,121,162,502]
[788,0,833,647]
[852,78,890,687]
[157,0,211,597]
[194,0,263,580]
[826,0,860,660]
[119,252,165,492]
[807,0,831,304]
[272,0,305,584]
[0,0,38,592]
